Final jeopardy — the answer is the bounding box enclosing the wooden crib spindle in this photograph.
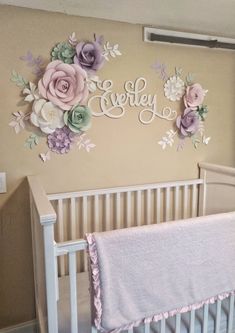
[174,186,179,220]
[202,303,209,333]
[126,191,131,227]
[189,309,195,333]
[183,185,188,218]
[156,188,161,223]
[69,251,78,333]
[94,194,100,232]
[192,184,197,217]
[175,313,181,333]
[165,187,170,222]
[115,192,121,229]
[228,294,235,332]
[136,190,142,226]
[144,322,150,333]
[215,300,221,333]
[58,199,65,276]
[146,189,151,224]
[160,318,166,333]
[70,197,76,239]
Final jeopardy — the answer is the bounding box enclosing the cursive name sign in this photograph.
[88,77,176,124]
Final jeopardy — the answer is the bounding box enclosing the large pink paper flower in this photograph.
[38,60,89,111]
[184,83,207,110]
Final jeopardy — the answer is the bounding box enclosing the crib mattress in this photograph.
[58,272,235,333]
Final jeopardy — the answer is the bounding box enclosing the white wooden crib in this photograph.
[28,162,235,333]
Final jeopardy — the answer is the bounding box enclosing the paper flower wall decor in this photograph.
[158,67,210,150]
[10,33,121,162]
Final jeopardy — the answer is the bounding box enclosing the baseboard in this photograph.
[0,320,37,333]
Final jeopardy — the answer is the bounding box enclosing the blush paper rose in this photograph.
[176,108,200,137]
[74,40,105,72]
[38,60,89,111]
[184,83,207,110]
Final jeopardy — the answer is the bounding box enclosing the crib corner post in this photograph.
[41,217,59,333]
[198,164,207,216]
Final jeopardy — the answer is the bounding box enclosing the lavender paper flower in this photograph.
[74,36,105,73]
[47,127,74,154]
[176,108,200,137]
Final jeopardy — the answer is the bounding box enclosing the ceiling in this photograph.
[1,0,235,38]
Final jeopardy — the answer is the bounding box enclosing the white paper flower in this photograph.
[164,76,185,102]
[23,82,40,102]
[30,99,64,134]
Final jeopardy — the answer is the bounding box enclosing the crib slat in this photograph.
[190,309,195,333]
[91,326,98,333]
[165,187,170,221]
[192,184,197,217]
[82,197,88,271]
[203,304,209,333]
[105,193,111,230]
[70,197,76,239]
[183,185,188,218]
[175,313,181,333]
[126,191,131,227]
[69,252,78,333]
[144,323,150,333]
[215,300,221,333]
[146,189,151,224]
[174,186,179,220]
[128,329,133,333]
[115,192,121,229]
[160,318,166,333]
[156,188,161,223]
[94,195,100,232]
[136,190,141,226]
[228,294,235,333]
[58,199,65,276]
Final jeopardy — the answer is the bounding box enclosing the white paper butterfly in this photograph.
[202,136,211,145]
[39,151,51,162]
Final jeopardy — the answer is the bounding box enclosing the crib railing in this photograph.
[48,178,203,276]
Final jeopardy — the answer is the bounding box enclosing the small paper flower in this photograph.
[64,105,91,133]
[47,127,74,154]
[23,82,40,102]
[184,83,207,110]
[51,42,76,64]
[30,99,64,134]
[164,76,185,102]
[74,36,105,73]
[176,108,200,137]
[38,60,89,111]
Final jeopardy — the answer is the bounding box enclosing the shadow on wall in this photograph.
[0,179,35,328]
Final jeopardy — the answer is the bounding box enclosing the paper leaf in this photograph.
[68,32,78,46]
[9,111,29,134]
[11,70,29,88]
[102,42,122,61]
[175,67,183,77]
[152,61,168,81]
[76,133,96,152]
[186,73,194,85]
[20,51,45,78]
[25,134,39,149]
[39,151,51,162]
[158,130,177,150]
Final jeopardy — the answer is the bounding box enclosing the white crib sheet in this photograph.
[58,272,235,333]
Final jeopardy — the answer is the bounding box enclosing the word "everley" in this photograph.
[88,77,176,124]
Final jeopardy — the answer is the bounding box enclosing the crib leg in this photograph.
[91,325,98,333]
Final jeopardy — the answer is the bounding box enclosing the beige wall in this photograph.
[0,5,235,328]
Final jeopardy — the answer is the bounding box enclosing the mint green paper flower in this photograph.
[64,105,92,133]
[51,42,76,64]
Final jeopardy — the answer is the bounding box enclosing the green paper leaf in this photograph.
[11,70,29,88]
[25,134,39,149]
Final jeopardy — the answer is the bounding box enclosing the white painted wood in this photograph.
[115,192,121,229]
[189,309,195,333]
[146,189,151,224]
[82,197,88,271]
[175,313,181,333]
[202,303,209,333]
[160,318,166,333]
[91,326,98,333]
[69,252,78,333]
[165,187,170,221]
[144,323,150,333]
[174,186,179,220]
[0,320,37,333]
[228,294,234,333]
[198,169,207,216]
[105,193,111,230]
[156,188,161,223]
[183,185,188,218]
[127,328,133,333]
[199,162,235,177]
[136,190,142,226]
[215,300,221,333]
[56,239,87,256]
[58,199,65,276]
[94,195,100,232]
[126,191,131,227]
[48,179,203,201]
[43,225,58,333]
[70,197,76,239]
[192,184,197,217]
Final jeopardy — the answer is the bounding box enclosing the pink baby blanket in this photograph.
[86,212,235,333]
